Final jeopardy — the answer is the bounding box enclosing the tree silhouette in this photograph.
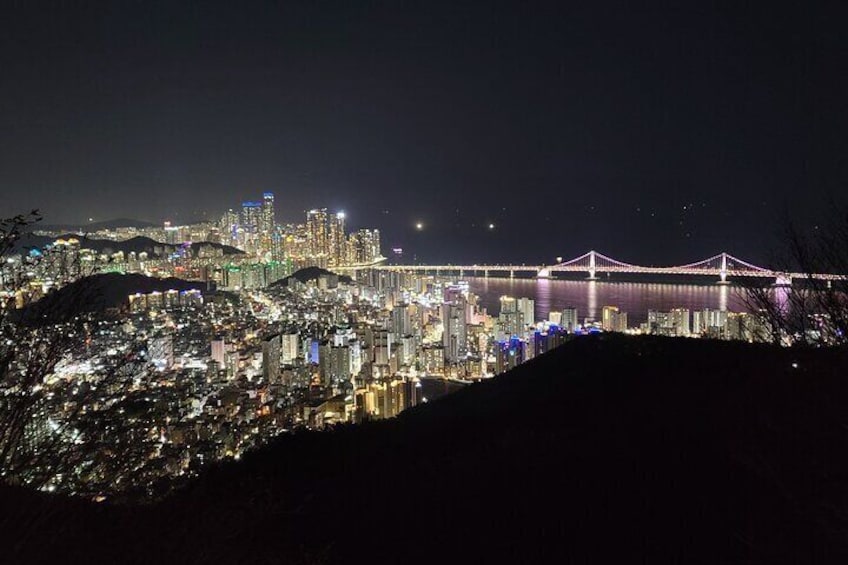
[743,205,848,346]
[0,211,141,494]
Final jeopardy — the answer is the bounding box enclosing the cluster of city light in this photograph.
[2,195,798,500]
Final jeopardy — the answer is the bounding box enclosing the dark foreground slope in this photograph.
[4,336,848,564]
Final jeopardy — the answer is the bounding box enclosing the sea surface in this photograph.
[466,277,749,324]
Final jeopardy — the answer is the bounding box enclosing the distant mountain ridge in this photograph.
[38,218,158,231]
[15,233,244,257]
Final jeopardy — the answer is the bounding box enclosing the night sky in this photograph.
[2,1,847,265]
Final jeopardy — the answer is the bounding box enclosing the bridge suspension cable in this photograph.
[337,249,846,281]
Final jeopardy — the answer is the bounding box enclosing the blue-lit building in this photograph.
[242,201,263,235]
[495,337,526,374]
[533,325,571,357]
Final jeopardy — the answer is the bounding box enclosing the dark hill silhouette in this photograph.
[16,233,244,256]
[17,273,205,322]
[3,335,848,564]
[271,266,353,286]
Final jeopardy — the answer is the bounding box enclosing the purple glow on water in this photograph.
[467,277,748,324]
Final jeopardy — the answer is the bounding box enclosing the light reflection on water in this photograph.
[467,277,746,323]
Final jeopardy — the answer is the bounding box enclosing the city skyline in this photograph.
[29,189,820,281]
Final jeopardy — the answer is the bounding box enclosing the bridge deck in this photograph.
[335,250,846,281]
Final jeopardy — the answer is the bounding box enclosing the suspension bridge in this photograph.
[338,250,845,285]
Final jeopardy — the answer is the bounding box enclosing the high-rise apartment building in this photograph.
[498,296,524,337]
[601,306,628,332]
[561,307,579,332]
[307,208,329,258]
[328,212,346,266]
[261,192,275,235]
[349,228,381,264]
[669,308,691,336]
[211,338,227,365]
[242,201,262,235]
[262,333,281,383]
[220,209,240,244]
[442,294,468,363]
[517,297,535,327]
[281,333,300,365]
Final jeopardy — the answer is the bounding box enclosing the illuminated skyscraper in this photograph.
[270,231,284,261]
[350,228,382,264]
[370,229,381,262]
[328,211,346,265]
[499,296,517,315]
[307,208,329,257]
[517,297,535,327]
[242,201,262,233]
[220,209,240,244]
[601,306,628,332]
[601,306,619,331]
[561,308,579,332]
[497,296,517,337]
[242,201,263,250]
[442,296,467,363]
[669,308,690,336]
[693,308,727,336]
[281,333,300,365]
[262,333,281,383]
[647,309,687,336]
[163,221,179,244]
[392,303,412,336]
[495,337,525,374]
[261,192,275,235]
[211,338,226,365]
[373,328,392,366]
[444,284,465,304]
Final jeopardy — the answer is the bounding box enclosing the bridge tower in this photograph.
[718,253,729,284]
[587,250,598,280]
